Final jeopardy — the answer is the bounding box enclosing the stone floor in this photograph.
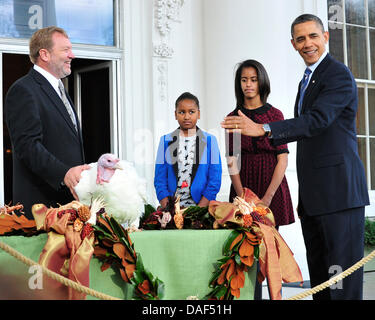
[261,271,375,300]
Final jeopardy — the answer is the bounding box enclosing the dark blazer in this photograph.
[154,127,222,203]
[269,54,369,216]
[5,68,85,219]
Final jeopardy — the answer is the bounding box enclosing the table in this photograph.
[0,230,256,300]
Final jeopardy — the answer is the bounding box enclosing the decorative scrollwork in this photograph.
[155,0,185,37]
[153,43,174,58]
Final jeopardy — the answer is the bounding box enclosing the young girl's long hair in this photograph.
[234,59,271,109]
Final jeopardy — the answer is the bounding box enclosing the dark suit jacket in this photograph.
[5,68,85,219]
[269,54,369,216]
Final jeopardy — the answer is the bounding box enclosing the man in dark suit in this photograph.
[222,14,369,299]
[5,26,90,219]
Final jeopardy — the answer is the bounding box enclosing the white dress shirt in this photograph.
[305,50,328,87]
[33,64,61,98]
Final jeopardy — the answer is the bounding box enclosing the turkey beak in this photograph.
[114,162,123,170]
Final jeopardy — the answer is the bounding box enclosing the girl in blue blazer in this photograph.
[154,92,222,208]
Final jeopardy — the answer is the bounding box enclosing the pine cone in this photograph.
[77,205,91,222]
[73,218,84,232]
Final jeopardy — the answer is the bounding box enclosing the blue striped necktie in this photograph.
[298,68,312,115]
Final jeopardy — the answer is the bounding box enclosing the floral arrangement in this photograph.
[138,190,273,300]
[205,228,261,299]
[0,204,38,236]
[93,211,164,300]
[87,189,275,300]
[141,196,216,230]
[204,194,271,300]
[0,188,302,300]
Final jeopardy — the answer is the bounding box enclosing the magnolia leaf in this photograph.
[144,204,157,216]
[109,216,127,240]
[120,236,131,249]
[217,256,232,264]
[234,253,242,266]
[113,242,126,260]
[96,216,115,235]
[145,293,154,300]
[204,284,225,299]
[135,252,145,272]
[215,285,228,299]
[105,252,116,258]
[92,224,113,239]
[229,233,245,253]
[155,279,165,299]
[144,269,155,285]
[223,230,240,255]
[208,267,222,285]
[131,270,145,285]
[183,206,199,215]
[142,204,157,223]
[254,245,259,259]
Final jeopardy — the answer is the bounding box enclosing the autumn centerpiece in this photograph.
[1,187,302,300]
[93,211,164,300]
[0,204,37,236]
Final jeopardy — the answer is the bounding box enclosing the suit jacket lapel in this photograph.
[30,69,80,138]
[300,54,332,115]
[191,127,206,185]
[167,129,180,181]
[294,82,302,117]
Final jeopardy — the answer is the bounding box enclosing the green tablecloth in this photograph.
[0,230,256,300]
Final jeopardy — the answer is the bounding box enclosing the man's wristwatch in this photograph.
[262,123,271,137]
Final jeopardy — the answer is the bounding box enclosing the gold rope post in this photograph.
[0,240,121,300]
[285,248,375,300]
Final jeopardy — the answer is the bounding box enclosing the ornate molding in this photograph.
[153,0,185,58]
[153,43,174,58]
[156,60,168,102]
[155,0,185,37]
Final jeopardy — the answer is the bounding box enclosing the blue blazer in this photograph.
[154,128,222,204]
[269,54,369,216]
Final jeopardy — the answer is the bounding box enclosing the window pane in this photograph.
[55,0,114,46]
[346,0,366,25]
[369,88,375,136]
[328,27,344,63]
[369,0,375,27]
[347,25,368,79]
[357,87,366,135]
[357,137,367,180]
[0,0,114,46]
[371,138,375,189]
[328,0,343,8]
[371,29,375,80]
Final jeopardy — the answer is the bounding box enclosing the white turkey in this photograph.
[74,153,147,229]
